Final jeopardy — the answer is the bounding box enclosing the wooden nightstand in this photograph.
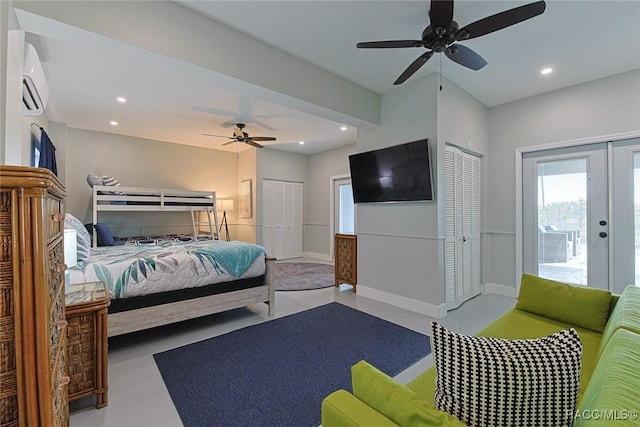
[65,281,111,408]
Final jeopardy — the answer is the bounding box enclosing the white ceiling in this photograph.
[16,1,640,155]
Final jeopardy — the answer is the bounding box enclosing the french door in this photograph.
[522,139,640,292]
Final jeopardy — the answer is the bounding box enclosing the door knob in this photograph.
[599,231,608,238]
[599,220,607,226]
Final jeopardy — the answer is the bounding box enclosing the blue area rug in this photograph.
[153,302,431,427]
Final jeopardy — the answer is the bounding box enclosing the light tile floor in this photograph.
[69,263,515,427]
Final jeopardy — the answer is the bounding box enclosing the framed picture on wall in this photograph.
[240,179,252,218]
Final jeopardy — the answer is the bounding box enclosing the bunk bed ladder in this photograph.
[191,207,219,240]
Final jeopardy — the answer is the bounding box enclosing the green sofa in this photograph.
[322,276,640,426]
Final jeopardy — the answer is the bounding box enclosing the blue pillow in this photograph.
[94,223,124,246]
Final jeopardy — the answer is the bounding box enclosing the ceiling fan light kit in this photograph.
[202,123,276,149]
[357,0,546,85]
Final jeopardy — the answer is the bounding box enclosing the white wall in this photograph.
[66,128,239,237]
[0,1,10,160]
[486,69,640,290]
[236,148,257,243]
[306,143,355,257]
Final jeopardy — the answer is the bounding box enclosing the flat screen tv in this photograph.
[349,139,433,203]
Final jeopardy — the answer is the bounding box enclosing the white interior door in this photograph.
[444,145,481,310]
[262,179,303,260]
[523,144,608,288]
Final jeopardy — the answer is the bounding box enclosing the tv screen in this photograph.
[349,139,434,203]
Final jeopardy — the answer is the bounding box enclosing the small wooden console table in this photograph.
[334,233,357,292]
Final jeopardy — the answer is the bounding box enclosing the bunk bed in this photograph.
[92,184,219,246]
[69,185,276,336]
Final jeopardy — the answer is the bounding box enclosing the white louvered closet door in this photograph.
[444,145,482,310]
[262,180,303,260]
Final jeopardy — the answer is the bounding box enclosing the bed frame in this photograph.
[107,256,276,336]
[92,185,220,246]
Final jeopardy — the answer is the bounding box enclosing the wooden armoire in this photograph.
[0,166,69,427]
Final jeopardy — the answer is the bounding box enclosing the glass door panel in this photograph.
[611,139,640,292]
[338,183,355,234]
[523,144,608,289]
[536,159,587,284]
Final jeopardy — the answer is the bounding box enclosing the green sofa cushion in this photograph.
[575,328,640,426]
[322,390,399,427]
[516,274,612,333]
[351,360,466,427]
[596,285,640,361]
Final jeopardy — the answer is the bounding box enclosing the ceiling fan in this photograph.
[357,0,546,85]
[202,123,276,149]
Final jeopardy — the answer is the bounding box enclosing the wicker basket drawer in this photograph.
[67,313,95,397]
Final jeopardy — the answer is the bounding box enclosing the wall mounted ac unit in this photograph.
[22,42,49,116]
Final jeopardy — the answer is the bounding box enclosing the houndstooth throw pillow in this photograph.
[431,322,582,427]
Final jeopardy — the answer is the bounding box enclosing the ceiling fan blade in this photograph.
[250,136,277,142]
[222,140,238,146]
[456,1,546,41]
[429,0,454,35]
[357,40,424,49]
[394,50,434,85]
[445,44,487,71]
[202,133,233,139]
[245,140,264,149]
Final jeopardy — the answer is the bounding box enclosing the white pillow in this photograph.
[431,322,582,427]
[63,213,92,263]
[86,173,103,188]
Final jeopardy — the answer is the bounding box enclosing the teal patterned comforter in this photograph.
[67,239,267,299]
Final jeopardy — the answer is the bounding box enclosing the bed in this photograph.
[66,179,275,336]
[67,237,275,336]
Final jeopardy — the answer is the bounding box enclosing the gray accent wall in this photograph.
[355,74,490,312]
[356,73,442,307]
[486,69,640,290]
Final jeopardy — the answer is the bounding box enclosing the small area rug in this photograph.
[275,262,334,291]
[153,302,431,427]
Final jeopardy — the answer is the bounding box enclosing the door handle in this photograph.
[599,220,607,226]
[599,232,608,238]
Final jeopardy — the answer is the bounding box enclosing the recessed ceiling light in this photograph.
[110,121,118,126]
[340,126,347,131]
[116,97,127,103]
[540,67,553,75]
[299,141,305,145]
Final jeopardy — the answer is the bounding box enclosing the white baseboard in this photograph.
[357,285,448,319]
[302,251,331,262]
[483,282,517,298]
